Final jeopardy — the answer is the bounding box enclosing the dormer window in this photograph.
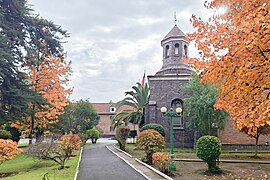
[174,43,179,55]
[110,107,116,112]
[165,45,170,58]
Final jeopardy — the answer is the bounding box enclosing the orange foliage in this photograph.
[12,55,72,134]
[152,152,172,174]
[189,0,270,136]
[58,134,81,157]
[0,139,23,164]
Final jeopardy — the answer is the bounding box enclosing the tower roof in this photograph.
[162,25,186,42]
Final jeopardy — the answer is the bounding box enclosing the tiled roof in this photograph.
[162,25,186,41]
[92,103,134,115]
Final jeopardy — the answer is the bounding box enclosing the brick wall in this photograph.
[218,120,270,145]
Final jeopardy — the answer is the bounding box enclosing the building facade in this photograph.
[145,25,195,148]
[92,102,137,136]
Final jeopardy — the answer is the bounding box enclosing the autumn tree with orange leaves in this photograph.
[12,55,72,143]
[189,0,269,155]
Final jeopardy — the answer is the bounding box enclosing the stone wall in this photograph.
[147,76,195,148]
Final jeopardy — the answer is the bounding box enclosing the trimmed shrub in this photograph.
[115,126,130,151]
[86,127,101,144]
[152,152,172,175]
[196,135,222,173]
[0,130,12,140]
[0,139,23,164]
[140,123,165,137]
[136,129,165,164]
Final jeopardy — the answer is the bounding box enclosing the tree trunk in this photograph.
[255,135,259,157]
[29,105,35,145]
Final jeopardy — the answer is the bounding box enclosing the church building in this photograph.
[145,25,270,148]
[145,25,195,148]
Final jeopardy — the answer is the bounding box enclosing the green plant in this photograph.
[0,130,12,139]
[136,129,165,164]
[115,126,130,151]
[140,123,165,136]
[152,152,172,175]
[196,135,222,173]
[85,127,100,144]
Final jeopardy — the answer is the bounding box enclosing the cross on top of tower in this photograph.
[174,12,177,25]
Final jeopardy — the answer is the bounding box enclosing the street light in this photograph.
[160,106,182,171]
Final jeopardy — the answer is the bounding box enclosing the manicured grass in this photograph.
[0,150,81,180]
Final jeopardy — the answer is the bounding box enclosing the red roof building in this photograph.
[92,102,136,136]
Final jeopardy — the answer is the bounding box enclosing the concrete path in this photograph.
[109,146,168,180]
[77,141,147,180]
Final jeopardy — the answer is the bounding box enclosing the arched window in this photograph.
[174,43,179,55]
[184,45,188,57]
[171,99,184,127]
[165,45,170,58]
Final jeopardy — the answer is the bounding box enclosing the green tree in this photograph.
[114,82,150,127]
[181,73,228,136]
[85,127,101,144]
[57,100,98,134]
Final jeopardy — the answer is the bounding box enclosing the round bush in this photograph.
[137,129,165,164]
[0,130,12,139]
[152,152,172,175]
[140,123,165,136]
[196,135,222,173]
[86,127,101,144]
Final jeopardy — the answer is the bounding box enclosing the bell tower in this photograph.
[161,25,189,68]
[145,24,195,148]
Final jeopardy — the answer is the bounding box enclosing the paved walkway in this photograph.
[77,140,147,180]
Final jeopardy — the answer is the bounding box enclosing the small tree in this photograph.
[181,73,228,136]
[196,135,222,173]
[58,134,81,158]
[0,139,23,165]
[86,127,100,144]
[136,129,165,164]
[140,123,165,136]
[115,126,130,151]
[26,134,81,169]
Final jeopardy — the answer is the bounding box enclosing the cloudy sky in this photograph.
[28,0,212,103]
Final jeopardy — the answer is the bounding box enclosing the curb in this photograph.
[74,147,83,180]
[135,158,174,180]
[106,146,151,180]
[113,146,133,158]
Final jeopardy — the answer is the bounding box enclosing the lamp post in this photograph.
[160,106,182,171]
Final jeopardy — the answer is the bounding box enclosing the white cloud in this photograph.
[28,0,206,102]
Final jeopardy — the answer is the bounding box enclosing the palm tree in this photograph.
[113,82,150,128]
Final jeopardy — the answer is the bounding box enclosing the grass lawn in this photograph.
[0,150,81,180]
[126,144,270,179]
